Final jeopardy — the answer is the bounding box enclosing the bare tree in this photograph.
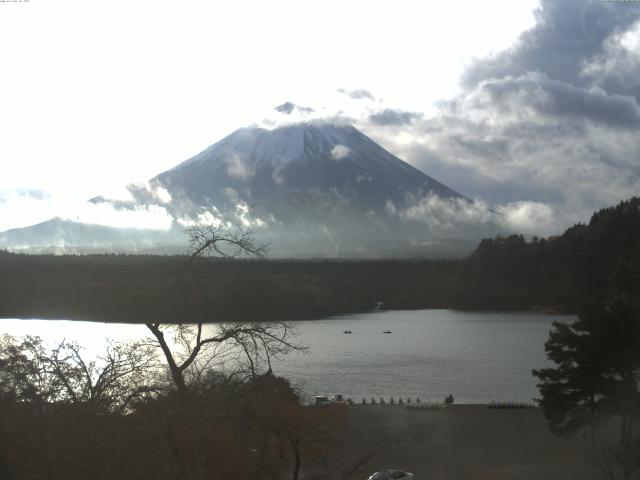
[0,335,160,414]
[144,224,303,397]
[588,440,640,480]
[144,321,303,395]
[310,440,381,480]
[0,335,64,407]
[49,340,161,414]
[139,224,306,479]
[185,224,267,262]
[262,401,346,480]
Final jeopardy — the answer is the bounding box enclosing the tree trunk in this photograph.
[590,395,597,446]
[620,413,632,446]
[164,414,189,478]
[146,323,187,393]
[290,437,301,480]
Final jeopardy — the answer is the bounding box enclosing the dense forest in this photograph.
[0,197,639,323]
[453,197,640,310]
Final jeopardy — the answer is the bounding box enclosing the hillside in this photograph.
[450,197,640,310]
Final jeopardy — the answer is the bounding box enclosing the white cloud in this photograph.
[356,173,372,184]
[234,202,266,228]
[331,144,350,160]
[176,209,224,228]
[0,189,173,231]
[176,201,267,230]
[152,185,172,204]
[397,194,559,237]
[385,200,397,216]
[400,195,493,231]
[495,201,556,235]
[70,202,174,230]
[125,182,173,205]
[226,154,255,180]
[0,190,56,231]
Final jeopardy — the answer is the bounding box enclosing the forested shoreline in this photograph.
[0,197,638,323]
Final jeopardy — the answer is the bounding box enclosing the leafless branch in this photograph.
[186,224,268,263]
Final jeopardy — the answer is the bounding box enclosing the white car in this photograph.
[368,470,414,480]
[314,394,347,406]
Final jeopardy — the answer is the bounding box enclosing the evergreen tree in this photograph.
[533,245,640,445]
[533,311,609,442]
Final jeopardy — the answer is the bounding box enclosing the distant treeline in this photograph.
[1,197,639,322]
[452,197,640,311]
[0,253,456,322]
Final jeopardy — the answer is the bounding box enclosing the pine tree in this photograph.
[533,244,640,445]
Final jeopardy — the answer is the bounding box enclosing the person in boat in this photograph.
[445,394,454,405]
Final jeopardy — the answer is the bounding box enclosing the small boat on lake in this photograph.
[343,330,353,334]
[382,330,392,334]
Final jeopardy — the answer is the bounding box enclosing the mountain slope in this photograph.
[152,122,465,219]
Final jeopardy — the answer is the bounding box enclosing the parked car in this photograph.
[314,394,347,406]
[314,395,332,406]
[331,394,346,404]
[367,470,414,480]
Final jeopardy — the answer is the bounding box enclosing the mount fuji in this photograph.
[0,121,481,257]
[151,122,464,218]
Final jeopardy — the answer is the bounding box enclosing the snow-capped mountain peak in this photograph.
[155,121,463,215]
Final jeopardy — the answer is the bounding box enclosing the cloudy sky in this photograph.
[1,0,639,237]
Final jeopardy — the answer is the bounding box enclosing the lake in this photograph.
[0,309,572,404]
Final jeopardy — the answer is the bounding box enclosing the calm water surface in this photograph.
[273,310,572,403]
[0,310,573,404]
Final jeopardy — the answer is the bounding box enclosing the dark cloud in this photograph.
[361,0,640,234]
[385,101,640,220]
[450,136,510,164]
[400,136,576,206]
[337,88,375,101]
[462,0,640,96]
[274,102,314,115]
[368,108,424,126]
[275,102,295,114]
[475,74,640,128]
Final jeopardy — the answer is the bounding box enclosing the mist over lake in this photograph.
[0,309,571,404]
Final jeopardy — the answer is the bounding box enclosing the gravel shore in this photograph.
[341,404,601,480]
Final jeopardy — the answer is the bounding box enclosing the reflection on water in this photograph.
[0,310,573,404]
